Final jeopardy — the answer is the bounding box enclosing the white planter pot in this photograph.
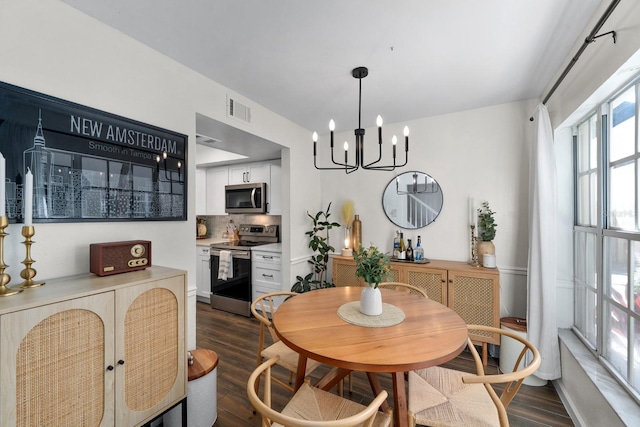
[360,286,382,316]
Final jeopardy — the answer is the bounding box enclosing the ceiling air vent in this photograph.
[195,134,221,147]
[227,96,251,124]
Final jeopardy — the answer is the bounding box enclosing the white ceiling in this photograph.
[60,0,603,162]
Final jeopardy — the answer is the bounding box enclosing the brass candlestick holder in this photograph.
[19,225,45,288]
[0,216,24,296]
[468,224,481,267]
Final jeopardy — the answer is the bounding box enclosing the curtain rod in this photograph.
[530,0,621,121]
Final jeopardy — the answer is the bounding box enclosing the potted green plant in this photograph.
[477,201,497,257]
[353,244,391,315]
[291,202,340,293]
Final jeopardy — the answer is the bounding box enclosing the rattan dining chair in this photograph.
[248,356,393,427]
[378,281,429,299]
[407,324,541,427]
[251,292,322,395]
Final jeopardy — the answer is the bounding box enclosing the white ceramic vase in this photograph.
[360,286,383,316]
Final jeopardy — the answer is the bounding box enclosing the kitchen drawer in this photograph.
[253,268,282,290]
[252,251,281,269]
[198,246,210,257]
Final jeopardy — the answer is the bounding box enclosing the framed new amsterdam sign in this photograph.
[0,81,187,223]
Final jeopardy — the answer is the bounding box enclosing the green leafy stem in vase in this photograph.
[477,201,497,242]
[353,245,391,288]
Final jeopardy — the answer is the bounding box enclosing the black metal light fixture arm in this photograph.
[312,66,410,173]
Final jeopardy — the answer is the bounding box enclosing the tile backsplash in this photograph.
[197,214,281,240]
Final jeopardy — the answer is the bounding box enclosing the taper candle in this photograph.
[469,197,475,227]
[24,168,33,225]
[0,152,5,217]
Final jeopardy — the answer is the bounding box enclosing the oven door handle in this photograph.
[210,249,251,259]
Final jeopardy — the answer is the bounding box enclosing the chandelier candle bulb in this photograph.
[377,115,383,143]
[404,126,410,152]
[392,135,397,158]
[329,119,335,148]
[312,132,318,156]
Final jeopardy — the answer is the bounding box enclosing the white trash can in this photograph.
[499,317,547,387]
[164,349,218,427]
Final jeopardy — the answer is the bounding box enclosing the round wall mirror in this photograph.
[382,171,443,229]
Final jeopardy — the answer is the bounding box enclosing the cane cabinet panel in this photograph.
[401,265,448,305]
[448,270,500,345]
[116,275,186,426]
[0,266,187,427]
[1,293,115,427]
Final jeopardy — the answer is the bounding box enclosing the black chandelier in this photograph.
[313,66,409,174]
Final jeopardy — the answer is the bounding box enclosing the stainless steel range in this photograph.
[209,224,278,316]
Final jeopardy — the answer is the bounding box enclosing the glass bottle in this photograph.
[406,239,414,262]
[398,232,407,260]
[393,230,400,259]
[414,235,424,261]
[351,214,362,250]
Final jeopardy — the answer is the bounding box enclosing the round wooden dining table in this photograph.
[272,286,468,427]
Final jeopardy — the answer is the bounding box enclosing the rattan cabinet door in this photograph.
[0,293,115,427]
[402,266,448,304]
[114,275,186,427]
[332,257,361,286]
[447,270,500,345]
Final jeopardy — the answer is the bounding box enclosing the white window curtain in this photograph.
[527,103,561,380]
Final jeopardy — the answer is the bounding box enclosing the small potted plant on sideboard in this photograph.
[477,201,497,259]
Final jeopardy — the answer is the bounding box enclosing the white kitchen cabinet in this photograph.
[196,168,207,215]
[0,267,187,427]
[228,162,270,185]
[205,166,228,215]
[196,245,211,302]
[251,249,282,310]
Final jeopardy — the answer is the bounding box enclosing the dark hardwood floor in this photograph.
[195,301,574,427]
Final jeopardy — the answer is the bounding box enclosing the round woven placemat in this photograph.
[337,301,405,327]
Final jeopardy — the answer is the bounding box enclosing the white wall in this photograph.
[319,99,537,316]
[0,0,318,349]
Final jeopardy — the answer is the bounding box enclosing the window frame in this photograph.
[573,77,640,403]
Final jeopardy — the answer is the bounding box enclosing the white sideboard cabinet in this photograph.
[0,266,187,427]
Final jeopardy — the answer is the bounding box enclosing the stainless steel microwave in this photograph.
[225,182,267,214]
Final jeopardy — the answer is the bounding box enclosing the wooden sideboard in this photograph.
[0,266,187,427]
[332,255,500,362]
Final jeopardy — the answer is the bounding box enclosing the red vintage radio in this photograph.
[90,240,152,276]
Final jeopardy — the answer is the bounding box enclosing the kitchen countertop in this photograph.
[196,238,281,253]
[196,237,229,246]
[250,243,281,253]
